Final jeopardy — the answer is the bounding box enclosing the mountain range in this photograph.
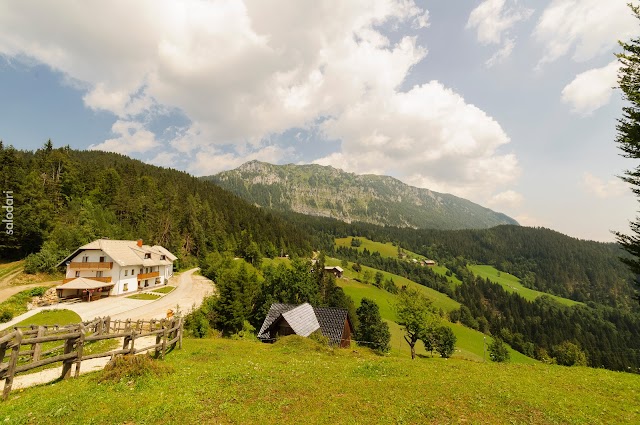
[206,161,518,230]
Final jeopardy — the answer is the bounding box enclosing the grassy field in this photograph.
[2,336,638,424]
[325,257,460,313]
[335,236,426,260]
[0,287,51,323]
[152,285,175,294]
[12,309,82,327]
[468,265,582,307]
[331,264,534,364]
[127,293,161,300]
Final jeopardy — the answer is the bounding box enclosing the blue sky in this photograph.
[0,0,637,242]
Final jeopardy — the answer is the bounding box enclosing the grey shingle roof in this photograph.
[257,303,350,346]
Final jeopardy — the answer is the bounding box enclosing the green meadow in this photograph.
[2,337,637,424]
[468,265,582,307]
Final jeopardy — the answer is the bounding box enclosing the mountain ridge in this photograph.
[205,160,518,230]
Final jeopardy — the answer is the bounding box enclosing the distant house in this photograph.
[424,260,436,267]
[323,266,344,278]
[257,303,353,347]
[55,239,177,301]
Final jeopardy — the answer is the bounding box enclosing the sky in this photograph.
[0,0,637,242]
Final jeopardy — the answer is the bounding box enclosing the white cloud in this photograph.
[0,1,518,197]
[533,0,636,67]
[485,38,516,68]
[467,0,533,45]
[561,60,620,115]
[467,0,532,66]
[487,190,524,209]
[146,151,178,168]
[316,81,519,200]
[89,120,159,154]
[583,172,628,199]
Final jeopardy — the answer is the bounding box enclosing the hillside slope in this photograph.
[206,160,518,230]
[3,337,639,424]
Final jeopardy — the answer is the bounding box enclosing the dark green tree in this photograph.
[615,4,640,297]
[435,326,457,358]
[355,298,391,353]
[488,338,510,363]
[552,341,587,366]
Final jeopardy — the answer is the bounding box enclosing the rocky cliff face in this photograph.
[205,161,518,230]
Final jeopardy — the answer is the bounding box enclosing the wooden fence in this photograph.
[0,316,183,401]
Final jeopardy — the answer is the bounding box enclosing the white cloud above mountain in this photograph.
[561,60,620,115]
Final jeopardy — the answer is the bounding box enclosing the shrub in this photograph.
[553,341,588,366]
[99,354,173,383]
[435,326,457,358]
[0,309,13,323]
[29,287,47,297]
[489,338,510,362]
[308,329,330,346]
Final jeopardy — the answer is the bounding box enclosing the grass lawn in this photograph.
[12,309,81,327]
[335,236,427,260]
[127,293,161,300]
[2,337,638,424]
[0,287,52,323]
[468,265,582,307]
[152,285,175,294]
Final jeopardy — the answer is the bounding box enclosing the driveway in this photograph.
[0,268,214,331]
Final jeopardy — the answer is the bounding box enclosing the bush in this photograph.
[351,238,362,247]
[308,329,330,346]
[99,355,173,383]
[553,341,587,366]
[489,338,510,362]
[29,287,47,297]
[435,326,457,358]
[0,309,13,323]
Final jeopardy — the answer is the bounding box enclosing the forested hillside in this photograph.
[281,213,637,309]
[0,142,312,263]
[207,160,518,230]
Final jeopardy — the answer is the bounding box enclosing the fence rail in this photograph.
[0,316,183,401]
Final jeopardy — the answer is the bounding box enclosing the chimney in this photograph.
[137,239,143,247]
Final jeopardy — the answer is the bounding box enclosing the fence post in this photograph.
[105,316,111,334]
[161,324,168,359]
[129,328,136,355]
[178,317,183,349]
[2,330,23,401]
[74,324,85,378]
[32,326,44,362]
[60,334,77,380]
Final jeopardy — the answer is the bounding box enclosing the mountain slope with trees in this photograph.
[0,142,312,264]
[206,160,518,230]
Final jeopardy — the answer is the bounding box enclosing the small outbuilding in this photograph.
[257,302,353,347]
[323,266,344,278]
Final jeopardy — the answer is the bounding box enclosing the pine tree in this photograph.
[615,4,640,296]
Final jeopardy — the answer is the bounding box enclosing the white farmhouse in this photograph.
[55,239,177,301]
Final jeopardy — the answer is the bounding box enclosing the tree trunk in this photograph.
[410,343,416,360]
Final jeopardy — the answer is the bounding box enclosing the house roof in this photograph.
[257,303,351,345]
[56,239,176,268]
[56,277,115,290]
[324,266,343,273]
[281,303,320,337]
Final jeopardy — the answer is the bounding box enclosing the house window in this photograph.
[144,279,149,287]
[160,255,166,260]
[125,270,128,276]
[75,271,80,277]
[131,269,134,275]
[82,256,88,263]
[99,256,105,262]
[96,271,103,277]
[140,268,143,274]
[144,253,151,259]
[123,283,128,292]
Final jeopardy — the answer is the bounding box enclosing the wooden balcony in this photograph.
[69,262,113,270]
[62,276,112,284]
[137,271,160,280]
